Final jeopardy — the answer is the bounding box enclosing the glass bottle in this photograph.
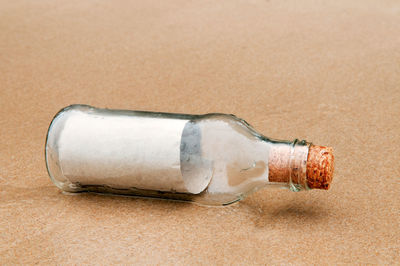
[45,105,334,206]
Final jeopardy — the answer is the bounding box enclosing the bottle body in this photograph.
[46,105,312,205]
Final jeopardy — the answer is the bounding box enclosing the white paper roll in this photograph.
[55,109,208,193]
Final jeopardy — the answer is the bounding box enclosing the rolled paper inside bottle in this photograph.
[46,107,212,194]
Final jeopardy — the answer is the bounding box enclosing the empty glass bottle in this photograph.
[45,105,334,206]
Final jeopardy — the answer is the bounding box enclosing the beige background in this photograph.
[1,0,399,264]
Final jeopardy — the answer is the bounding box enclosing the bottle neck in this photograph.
[267,139,311,191]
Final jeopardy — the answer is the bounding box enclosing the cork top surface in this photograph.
[306,145,335,189]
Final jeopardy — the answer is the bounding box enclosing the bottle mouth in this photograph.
[289,140,335,191]
[267,139,334,191]
[288,139,311,192]
[267,139,309,190]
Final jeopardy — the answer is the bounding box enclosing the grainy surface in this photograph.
[1,0,400,264]
[306,145,334,189]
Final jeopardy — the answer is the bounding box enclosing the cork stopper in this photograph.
[306,145,334,190]
[268,141,334,190]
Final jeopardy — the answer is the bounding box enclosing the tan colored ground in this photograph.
[1,0,399,264]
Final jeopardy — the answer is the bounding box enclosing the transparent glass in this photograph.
[46,105,310,206]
